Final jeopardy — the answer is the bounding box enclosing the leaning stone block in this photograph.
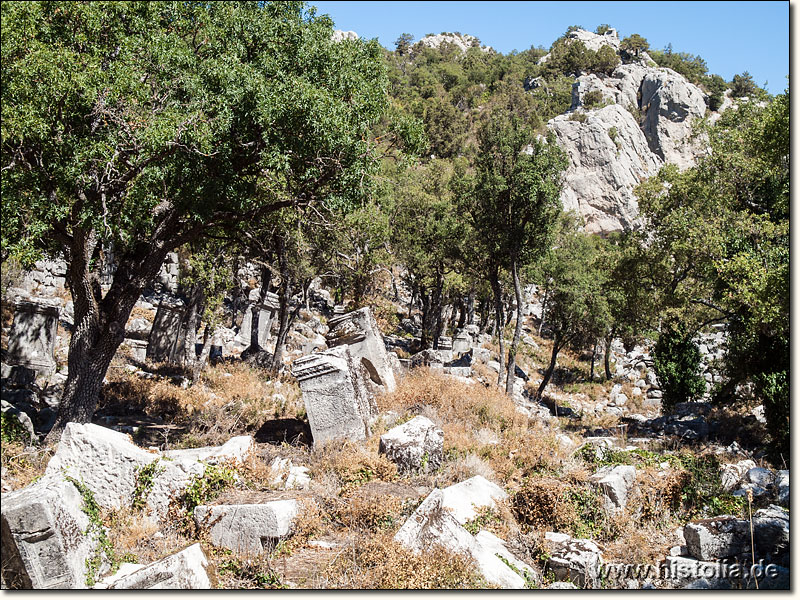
[544,531,604,588]
[589,465,637,512]
[439,475,508,525]
[291,347,373,447]
[107,543,210,589]
[394,489,526,588]
[146,301,187,364]
[193,500,302,555]
[1,475,98,589]
[325,307,396,393]
[379,415,443,474]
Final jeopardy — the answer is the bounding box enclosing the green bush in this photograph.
[652,323,705,413]
[583,90,604,108]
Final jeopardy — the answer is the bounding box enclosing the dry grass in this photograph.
[308,439,398,496]
[322,532,489,589]
[0,442,53,490]
[129,306,156,323]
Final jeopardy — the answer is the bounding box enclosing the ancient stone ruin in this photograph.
[5,298,60,375]
[235,291,280,349]
[325,307,396,393]
[291,346,375,447]
[146,300,187,364]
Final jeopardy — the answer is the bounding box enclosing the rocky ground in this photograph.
[0,269,789,590]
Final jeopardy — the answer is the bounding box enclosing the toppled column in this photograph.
[107,543,211,589]
[1,475,99,589]
[325,307,396,393]
[291,347,374,447]
[6,298,60,375]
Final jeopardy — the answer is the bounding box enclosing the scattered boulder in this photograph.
[379,415,444,474]
[719,460,756,492]
[589,465,636,512]
[268,457,311,490]
[775,470,788,506]
[683,517,751,561]
[106,543,211,589]
[194,500,302,555]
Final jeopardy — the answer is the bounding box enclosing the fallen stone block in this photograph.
[393,490,527,588]
[107,543,210,589]
[775,470,788,506]
[291,347,374,447]
[544,532,603,588]
[194,501,302,555]
[162,436,254,465]
[439,475,508,525]
[744,467,774,488]
[94,563,144,589]
[753,505,789,561]
[719,460,756,492]
[683,517,751,561]
[325,307,396,393]
[1,475,98,589]
[45,423,253,520]
[379,415,443,474]
[268,457,311,490]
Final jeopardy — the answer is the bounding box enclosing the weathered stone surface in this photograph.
[1,475,97,589]
[394,490,527,588]
[544,531,603,588]
[439,475,508,525]
[1,400,36,444]
[640,68,707,169]
[548,104,661,234]
[194,501,301,555]
[416,32,488,54]
[331,29,358,42]
[753,505,789,560]
[107,543,210,589]
[538,27,619,65]
[379,416,444,474]
[146,301,187,364]
[744,467,774,488]
[589,465,636,512]
[291,346,374,447]
[268,457,311,490]
[683,517,750,560]
[6,299,60,375]
[235,293,279,348]
[719,459,756,492]
[325,307,396,393]
[45,423,253,520]
[775,470,789,506]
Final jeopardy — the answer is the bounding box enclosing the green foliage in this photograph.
[463,506,501,535]
[704,74,728,111]
[730,71,760,98]
[217,555,288,589]
[64,475,118,586]
[595,24,612,35]
[183,463,236,515]
[673,454,745,519]
[621,33,649,57]
[1,412,29,444]
[582,90,604,108]
[652,322,705,412]
[593,45,620,75]
[131,458,165,512]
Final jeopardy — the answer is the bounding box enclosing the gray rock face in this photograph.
[379,415,444,474]
[753,505,789,560]
[194,501,301,555]
[439,475,508,524]
[146,301,187,364]
[544,531,603,588]
[325,307,396,393]
[107,543,210,589]
[719,460,757,492]
[291,346,374,447]
[548,104,662,234]
[640,69,707,169]
[538,28,619,64]
[416,32,489,54]
[1,475,97,589]
[775,470,789,506]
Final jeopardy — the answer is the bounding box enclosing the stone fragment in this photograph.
[439,475,508,525]
[1,475,97,589]
[719,460,756,492]
[744,467,774,488]
[193,501,302,554]
[235,293,280,348]
[6,299,60,375]
[325,307,396,393]
[589,465,637,512]
[393,490,527,588]
[107,543,210,589]
[775,470,789,506]
[379,415,444,473]
[291,346,374,447]
[268,457,311,490]
[544,532,603,588]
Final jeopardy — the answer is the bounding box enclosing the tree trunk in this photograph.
[466,286,476,326]
[246,265,272,354]
[45,229,171,443]
[270,238,292,374]
[590,339,598,381]
[538,284,549,336]
[505,258,524,395]
[604,330,615,380]
[490,267,505,388]
[535,333,563,402]
[431,273,444,349]
[419,288,431,348]
[183,284,204,369]
[193,324,214,380]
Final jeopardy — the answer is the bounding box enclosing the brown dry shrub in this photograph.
[206,546,286,589]
[309,440,397,495]
[324,533,488,589]
[362,294,401,335]
[332,493,405,532]
[512,477,574,532]
[129,306,156,323]
[0,443,53,490]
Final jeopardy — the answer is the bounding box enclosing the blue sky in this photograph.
[310,1,790,94]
